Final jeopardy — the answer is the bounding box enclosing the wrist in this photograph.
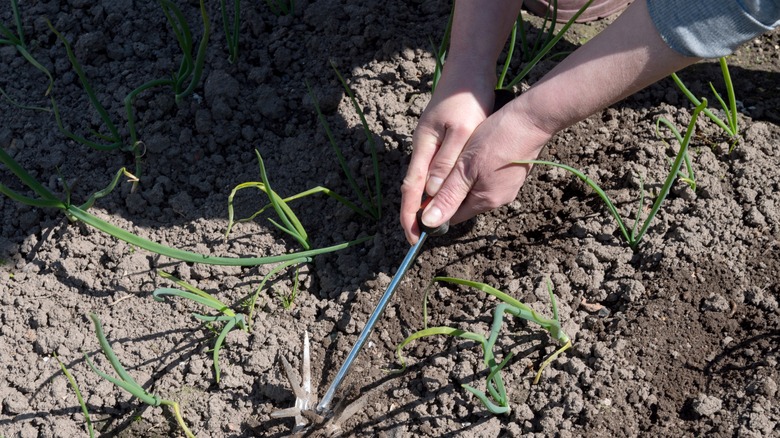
[492,96,557,166]
[507,89,565,139]
[438,57,497,94]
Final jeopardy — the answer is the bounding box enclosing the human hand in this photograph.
[401,95,553,244]
[399,68,497,244]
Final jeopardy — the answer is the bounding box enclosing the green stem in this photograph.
[431,6,454,92]
[506,0,595,88]
[655,116,696,190]
[247,257,310,327]
[46,20,122,147]
[160,400,196,438]
[225,185,373,240]
[11,0,24,47]
[633,99,707,244]
[67,204,369,266]
[514,160,632,243]
[14,44,54,96]
[54,353,95,438]
[1,149,370,266]
[176,0,210,102]
[86,314,160,406]
[255,151,309,248]
[153,288,235,316]
[212,316,240,382]
[496,15,519,90]
[330,62,382,219]
[221,0,240,63]
[160,0,193,96]
[49,96,121,151]
[0,147,60,203]
[671,72,733,135]
[125,78,175,147]
[720,57,738,134]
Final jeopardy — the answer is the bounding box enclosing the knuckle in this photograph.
[428,159,457,177]
[400,178,418,196]
[432,189,460,212]
[479,189,518,211]
[434,166,472,209]
[446,123,477,139]
[452,158,475,185]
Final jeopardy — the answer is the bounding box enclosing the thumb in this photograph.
[419,163,474,228]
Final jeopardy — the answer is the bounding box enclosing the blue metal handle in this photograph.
[317,231,429,412]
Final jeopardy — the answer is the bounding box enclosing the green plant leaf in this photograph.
[153,288,235,316]
[54,353,94,438]
[395,326,485,372]
[87,313,161,406]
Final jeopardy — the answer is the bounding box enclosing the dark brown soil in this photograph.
[1,1,778,437]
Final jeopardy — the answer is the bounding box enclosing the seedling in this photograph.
[428,6,454,92]
[245,258,310,324]
[515,99,708,249]
[0,0,54,96]
[53,353,94,438]
[227,151,315,249]
[0,148,369,266]
[86,313,195,438]
[0,0,24,46]
[227,150,371,310]
[672,57,740,150]
[160,0,211,103]
[46,18,145,180]
[226,150,371,250]
[429,0,593,92]
[499,0,595,89]
[47,0,211,182]
[655,116,696,190]
[226,179,369,235]
[220,0,240,63]
[46,19,123,153]
[226,150,376,235]
[0,86,50,112]
[306,62,383,221]
[265,0,295,16]
[274,264,301,310]
[153,259,310,382]
[395,277,572,414]
[153,270,249,383]
[125,0,211,169]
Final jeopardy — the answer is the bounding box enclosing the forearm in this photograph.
[516,0,699,136]
[445,0,523,83]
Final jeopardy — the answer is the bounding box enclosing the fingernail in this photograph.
[421,205,443,226]
[426,176,443,196]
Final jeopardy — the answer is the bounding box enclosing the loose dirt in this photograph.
[1,1,778,437]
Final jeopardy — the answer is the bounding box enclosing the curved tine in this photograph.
[269,407,301,419]
[280,356,307,401]
[302,331,315,405]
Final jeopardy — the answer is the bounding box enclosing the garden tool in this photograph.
[316,199,449,413]
[271,331,373,435]
[316,88,515,414]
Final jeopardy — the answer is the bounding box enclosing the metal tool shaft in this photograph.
[317,231,429,412]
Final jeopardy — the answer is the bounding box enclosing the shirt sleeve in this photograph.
[647,0,780,58]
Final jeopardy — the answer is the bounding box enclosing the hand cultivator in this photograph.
[271,332,371,437]
[272,202,448,434]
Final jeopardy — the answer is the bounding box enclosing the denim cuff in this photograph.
[647,0,780,58]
